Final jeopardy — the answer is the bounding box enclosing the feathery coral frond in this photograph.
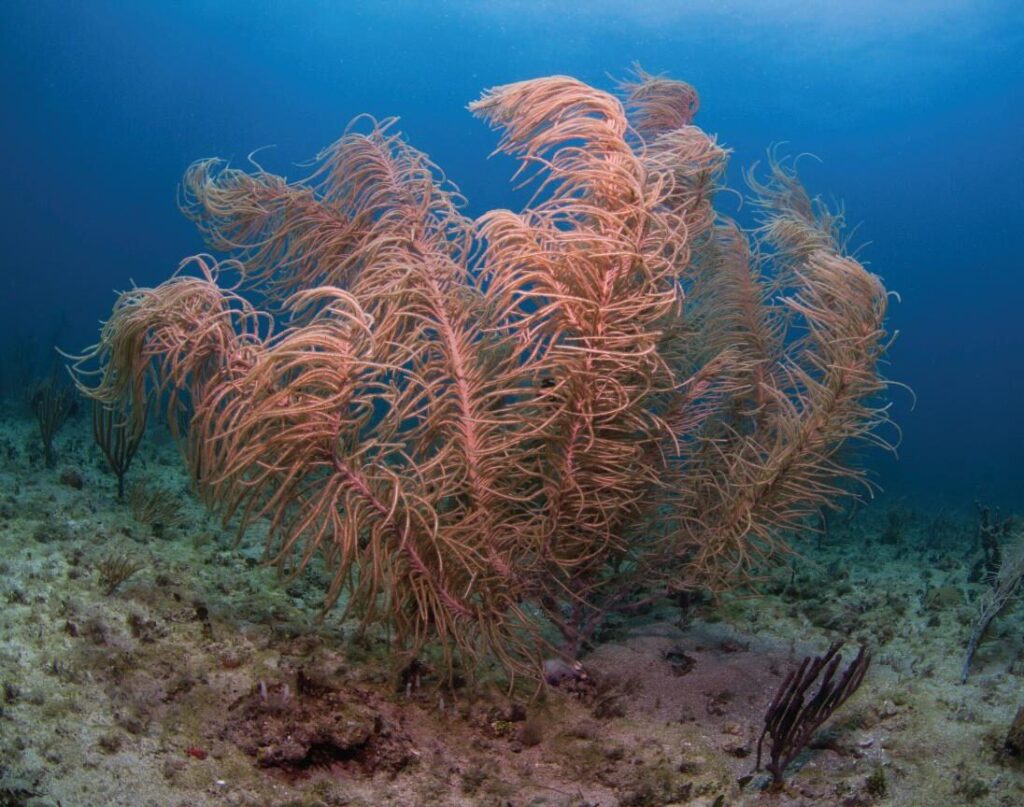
[666,155,891,590]
[73,73,896,683]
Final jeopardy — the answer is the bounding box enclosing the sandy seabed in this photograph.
[1,406,1022,807]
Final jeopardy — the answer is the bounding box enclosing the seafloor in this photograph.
[1,402,1022,807]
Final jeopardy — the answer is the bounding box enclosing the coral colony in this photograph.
[74,70,891,685]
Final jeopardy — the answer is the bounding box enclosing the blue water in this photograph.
[2,0,1021,510]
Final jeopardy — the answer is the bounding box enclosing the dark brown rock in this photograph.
[1004,706,1024,757]
[59,468,84,489]
[225,679,414,775]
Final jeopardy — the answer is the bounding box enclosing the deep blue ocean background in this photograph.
[1,0,1021,512]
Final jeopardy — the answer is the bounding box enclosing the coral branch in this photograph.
[756,641,871,788]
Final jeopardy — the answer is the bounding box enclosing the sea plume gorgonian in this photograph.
[73,70,894,684]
